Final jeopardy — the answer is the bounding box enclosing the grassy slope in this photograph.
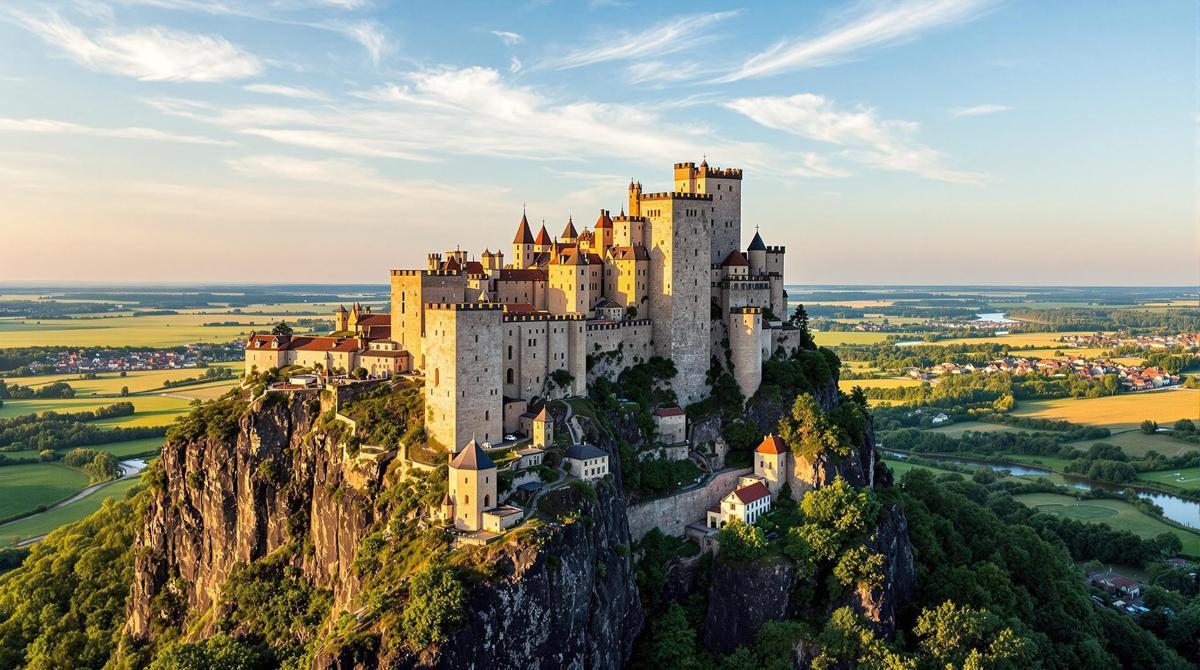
[1014,492,1200,556]
[0,476,142,545]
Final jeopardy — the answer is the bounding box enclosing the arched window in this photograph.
[433,368,440,386]
[508,345,513,359]
[484,495,490,507]
[506,368,514,384]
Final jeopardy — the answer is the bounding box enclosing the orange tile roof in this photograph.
[733,481,770,504]
[756,434,787,454]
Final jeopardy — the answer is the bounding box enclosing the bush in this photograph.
[402,562,467,647]
[718,519,767,563]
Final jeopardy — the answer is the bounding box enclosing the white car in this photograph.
[504,434,517,442]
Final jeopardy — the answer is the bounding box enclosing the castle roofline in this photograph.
[673,161,744,180]
[391,269,463,277]
[514,212,534,244]
[638,191,714,202]
[425,302,503,311]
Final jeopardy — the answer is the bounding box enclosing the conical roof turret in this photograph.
[513,211,534,244]
[562,217,578,240]
[747,230,766,251]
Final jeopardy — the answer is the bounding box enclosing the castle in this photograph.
[245,161,802,452]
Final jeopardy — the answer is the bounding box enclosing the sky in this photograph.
[0,0,1195,286]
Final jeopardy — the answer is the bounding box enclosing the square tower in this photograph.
[674,161,743,264]
[754,434,789,494]
[448,439,497,531]
[640,189,714,405]
[423,303,503,451]
[389,270,467,370]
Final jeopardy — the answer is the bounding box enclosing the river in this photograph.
[885,451,1200,530]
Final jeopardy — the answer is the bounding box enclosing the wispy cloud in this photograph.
[725,93,984,183]
[717,0,995,82]
[329,20,389,65]
[949,103,1011,118]
[10,9,262,81]
[244,83,327,100]
[542,11,738,70]
[625,61,706,85]
[510,56,523,73]
[0,117,235,145]
[491,30,523,46]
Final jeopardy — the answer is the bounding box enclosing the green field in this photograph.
[0,464,91,521]
[1137,468,1200,489]
[925,421,1034,438]
[1,366,240,396]
[1013,390,1200,431]
[0,476,143,546]
[884,458,960,478]
[2,436,165,462]
[1070,429,1200,459]
[931,331,1101,348]
[1015,492,1200,556]
[0,394,196,427]
[0,312,264,348]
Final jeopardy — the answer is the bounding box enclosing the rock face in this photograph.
[703,557,796,654]
[844,504,915,637]
[127,392,382,639]
[126,391,643,670]
[389,485,643,670]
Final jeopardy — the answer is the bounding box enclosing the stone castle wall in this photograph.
[424,305,503,450]
[584,320,653,384]
[626,467,752,541]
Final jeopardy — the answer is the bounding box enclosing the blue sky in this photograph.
[0,0,1194,285]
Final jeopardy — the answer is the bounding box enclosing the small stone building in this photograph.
[447,439,497,532]
[652,406,687,445]
[754,434,789,493]
[564,443,609,481]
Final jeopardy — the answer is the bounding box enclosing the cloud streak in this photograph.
[10,9,262,82]
[949,103,1011,118]
[725,93,983,183]
[542,11,738,70]
[0,117,235,145]
[717,0,995,82]
[244,83,328,100]
[491,30,523,45]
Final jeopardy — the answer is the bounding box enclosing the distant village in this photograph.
[1057,332,1200,352]
[909,355,1182,391]
[15,342,244,375]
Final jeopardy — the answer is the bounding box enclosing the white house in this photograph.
[565,443,609,481]
[706,480,771,529]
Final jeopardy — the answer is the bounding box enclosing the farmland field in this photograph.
[813,331,895,345]
[1014,492,1200,556]
[0,476,142,546]
[0,464,91,521]
[931,331,1102,348]
[837,378,924,392]
[0,312,266,347]
[1069,429,1200,459]
[1012,390,1200,430]
[925,421,1035,438]
[1,366,240,396]
[0,395,195,427]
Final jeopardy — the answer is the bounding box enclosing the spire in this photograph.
[534,223,552,246]
[748,230,766,251]
[562,216,578,240]
[513,210,534,244]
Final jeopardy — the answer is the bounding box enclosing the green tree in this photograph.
[120,385,130,396]
[914,600,1032,670]
[788,304,815,349]
[718,519,767,563]
[148,633,269,670]
[1141,419,1159,435]
[643,603,698,669]
[778,393,849,458]
[271,321,293,337]
[401,562,467,647]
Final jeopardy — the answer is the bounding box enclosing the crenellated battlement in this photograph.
[585,318,653,331]
[611,215,649,222]
[730,306,763,314]
[765,245,786,253]
[425,302,502,311]
[639,191,714,202]
[502,313,585,323]
[391,269,463,277]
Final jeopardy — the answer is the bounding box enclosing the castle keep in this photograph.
[245,161,801,451]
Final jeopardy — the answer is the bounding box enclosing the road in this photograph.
[0,458,148,545]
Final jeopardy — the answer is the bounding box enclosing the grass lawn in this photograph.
[1014,492,1200,556]
[1137,467,1200,489]
[0,476,142,546]
[1,366,241,396]
[0,395,195,427]
[0,463,91,521]
[813,331,895,345]
[1013,390,1200,431]
[884,458,961,478]
[1,436,164,462]
[837,378,924,392]
[925,421,1035,438]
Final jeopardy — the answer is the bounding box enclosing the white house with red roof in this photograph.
[706,479,772,529]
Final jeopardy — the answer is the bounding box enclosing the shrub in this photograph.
[718,519,767,563]
[402,562,467,647]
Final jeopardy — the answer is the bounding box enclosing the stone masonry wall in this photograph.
[626,467,752,541]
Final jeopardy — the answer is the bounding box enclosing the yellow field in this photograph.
[933,331,1102,348]
[803,300,896,308]
[0,395,196,427]
[813,331,894,345]
[0,312,273,347]
[2,366,240,396]
[838,378,924,392]
[161,379,240,401]
[1013,390,1200,430]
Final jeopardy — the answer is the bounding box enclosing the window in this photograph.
[506,368,514,383]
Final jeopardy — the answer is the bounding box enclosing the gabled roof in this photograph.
[747,231,766,251]
[565,443,606,461]
[450,439,496,471]
[756,434,787,454]
[722,250,749,267]
[608,245,649,261]
[514,213,534,244]
[357,314,390,326]
[732,481,770,504]
[534,225,553,246]
[498,268,548,281]
[561,218,578,239]
[503,303,538,314]
[653,406,685,417]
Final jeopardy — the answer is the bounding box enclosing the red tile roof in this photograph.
[514,213,534,244]
[534,225,552,246]
[756,434,787,454]
[357,314,389,326]
[733,481,770,504]
[498,268,548,281]
[722,250,749,267]
[361,349,409,358]
[653,406,685,417]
